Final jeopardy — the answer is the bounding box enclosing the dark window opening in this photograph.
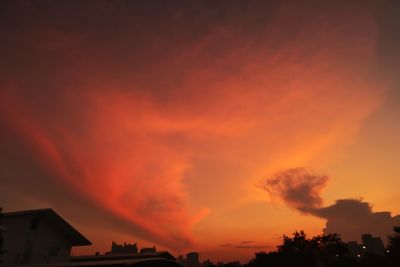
[30,218,39,231]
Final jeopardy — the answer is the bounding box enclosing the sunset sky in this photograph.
[1,0,400,263]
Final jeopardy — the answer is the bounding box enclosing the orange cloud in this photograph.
[0,1,389,259]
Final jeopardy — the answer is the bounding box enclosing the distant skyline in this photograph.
[1,0,400,263]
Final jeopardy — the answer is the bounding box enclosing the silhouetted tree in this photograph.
[0,207,4,267]
[250,231,318,267]
[223,261,241,267]
[278,230,309,253]
[202,259,216,267]
[388,226,400,266]
[245,231,368,267]
[277,231,351,266]
[311,233,350,262]
[0,208,4,252]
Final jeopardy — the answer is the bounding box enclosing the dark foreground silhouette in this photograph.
[203,228,400,267]
[1,207,400,267]
[241,228,400,267]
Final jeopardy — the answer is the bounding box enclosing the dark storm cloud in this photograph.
[263,168,400,243]
[262,168,328,213]
[313,199,400,244]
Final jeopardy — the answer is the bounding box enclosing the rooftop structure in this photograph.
[0,208,91,266]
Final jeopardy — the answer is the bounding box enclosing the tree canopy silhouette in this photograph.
[246,231,352,267]
[388,226,400,265]
[243,229,400,267]
[0,207,4,255]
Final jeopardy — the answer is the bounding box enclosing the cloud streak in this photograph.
[220,242,270,250]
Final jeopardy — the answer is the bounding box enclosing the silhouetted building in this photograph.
[140,246,156,254]
[111,241,138,254]
[70,257,182,267]
[70,250,177,267]
[362,234,385,255]
[186,252,200,267]
[0,208,91,266]
[177,255,185,266]
[346,234,386,258]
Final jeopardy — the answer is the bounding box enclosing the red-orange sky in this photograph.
[1,0,400,263]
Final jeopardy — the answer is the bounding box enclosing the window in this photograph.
[30,218,39,231]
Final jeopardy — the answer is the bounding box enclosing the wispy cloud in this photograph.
[240,241,256,244]
[220,241,270,250]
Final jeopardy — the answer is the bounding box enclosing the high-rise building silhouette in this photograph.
[361,234,385,255]
[186,252,200,267]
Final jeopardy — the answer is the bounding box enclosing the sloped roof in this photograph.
[3,208,91,246]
